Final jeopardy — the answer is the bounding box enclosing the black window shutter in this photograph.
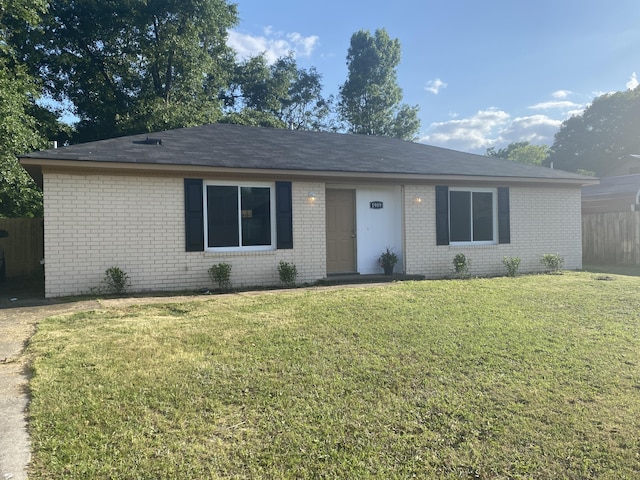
[435,185,450,245]
[497,187,510,244]
[275,181,293,249]
[184,179,204,251]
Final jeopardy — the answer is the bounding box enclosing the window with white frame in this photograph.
[449,188,497,244]
[204,182,276,251]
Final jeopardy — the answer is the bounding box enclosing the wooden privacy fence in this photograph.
[0,218,44,279]
[582,212,640,265]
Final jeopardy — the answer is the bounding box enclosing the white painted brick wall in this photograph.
[404,185,583,278]
[43,172,326,297]
[43,171,583,296]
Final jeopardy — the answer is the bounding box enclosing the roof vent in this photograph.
[134,137,163,145]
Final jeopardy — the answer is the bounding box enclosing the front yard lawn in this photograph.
[27,273,640,479]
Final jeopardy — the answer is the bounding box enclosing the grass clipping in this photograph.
[27,273,640,479]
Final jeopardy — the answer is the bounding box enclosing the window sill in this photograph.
[448,242,498,248]
[203,249,277,256]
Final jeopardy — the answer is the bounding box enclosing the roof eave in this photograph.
[19,157,597,187]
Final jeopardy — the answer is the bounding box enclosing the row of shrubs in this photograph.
[98,253,564,295]
[94,261,299,295]
[208,261,298,291]
[453,252,565,279]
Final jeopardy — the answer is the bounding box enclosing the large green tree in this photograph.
[338,29,420,140]
[548,87,640,176]
[0,0,50,217]
[486,141,550,166]
[223,54,335,131]
[18,0,238,142]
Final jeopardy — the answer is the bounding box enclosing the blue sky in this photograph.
[228,0,640,153]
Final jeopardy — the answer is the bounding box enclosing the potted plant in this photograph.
[378,247,398,275]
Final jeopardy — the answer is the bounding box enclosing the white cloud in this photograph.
[286,32,319,57]
[529,100,581,110]
[425,78,447,95]
[419,108,511,152]
[627,72,639,90]
[419,109,563,153]
[552,90,572,99]
[499,115,563,145]
[418,83,632,153]
[565,109,585,118]
[227,27,319,64]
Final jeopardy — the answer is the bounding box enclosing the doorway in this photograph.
[325,189,356,274]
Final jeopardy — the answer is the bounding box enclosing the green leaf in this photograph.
[339,29,420,140]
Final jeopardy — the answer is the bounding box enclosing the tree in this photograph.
[0,0,50,217]
[548,87,640,176]
[338,29,420,140]
[17,0,238,142]
[222,54,336,131]
[0,64,46,217]
[486,142,550,166]
[219,110,286,129]
[280,65,336,132]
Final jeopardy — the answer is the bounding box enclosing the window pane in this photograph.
[450,191,471,242]
[473,192,494,241]
[207,186,239,247]
[241,187,271,246]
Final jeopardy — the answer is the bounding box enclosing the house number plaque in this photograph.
[369,201,384,209]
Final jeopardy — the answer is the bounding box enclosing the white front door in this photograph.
[355,186,403,274]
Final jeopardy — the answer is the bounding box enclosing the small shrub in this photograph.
[208,263,232,290]
[453,253,470,279]
[378,247,398,275]
[541,253,564,274]
[502,256,521,277]
[278,261,298,287]
[102,266,130,294]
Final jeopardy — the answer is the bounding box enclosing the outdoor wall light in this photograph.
[308,192,317,201]
[415,195,423,204]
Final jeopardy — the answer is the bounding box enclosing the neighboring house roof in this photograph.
[20,123,595,186]
[594,156,640,177]
[582,174,640,213]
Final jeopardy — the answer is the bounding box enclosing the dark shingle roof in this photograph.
[582,174,640,213]
[20,123,591,182]
[582,174,640,196]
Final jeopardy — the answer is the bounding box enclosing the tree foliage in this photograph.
[17,0,238,142]
[339,29,420,140]
[548,87,640,176]
[0,64,47,217]
[0,0,50,217]
[486,141,550,166]
[222,54,335,131]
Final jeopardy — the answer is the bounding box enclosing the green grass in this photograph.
[583,263,640,277]
[27,273,640,479]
